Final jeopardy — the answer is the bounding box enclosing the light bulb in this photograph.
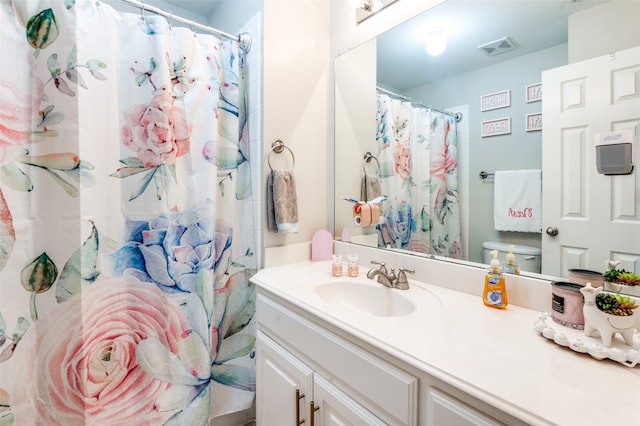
[425,30,447,56]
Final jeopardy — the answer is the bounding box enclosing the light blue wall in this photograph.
[405,44,567,263]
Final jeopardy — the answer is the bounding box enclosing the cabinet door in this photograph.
[426,388,501,426]
[312,374,386,426]
[256,331,313,426]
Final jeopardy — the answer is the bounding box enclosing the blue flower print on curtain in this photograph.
[111,204,254,292]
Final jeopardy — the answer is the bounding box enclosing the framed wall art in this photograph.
[481,117,511,137]
[526,113,542,131]
[526,83,542,103]
[480,90,510,111]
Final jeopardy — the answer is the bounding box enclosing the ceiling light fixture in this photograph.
[425,29,447,56]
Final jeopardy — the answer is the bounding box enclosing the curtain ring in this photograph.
[168,13,173,30]
[140,0,145,21]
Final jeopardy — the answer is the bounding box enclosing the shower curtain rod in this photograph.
[117,0,252,52]
[377,86,462,123]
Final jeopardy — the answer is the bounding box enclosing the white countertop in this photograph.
[251,260,640,426]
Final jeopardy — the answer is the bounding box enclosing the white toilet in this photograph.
[482,241,542,273]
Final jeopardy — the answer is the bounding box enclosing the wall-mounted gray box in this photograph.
[595,131,634,175]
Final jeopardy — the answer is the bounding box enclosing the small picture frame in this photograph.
[526,113,542,132]
[526,83,542,103]
[480,90,510,111]
[481,117,511,137]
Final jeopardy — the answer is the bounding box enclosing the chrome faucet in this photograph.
[366,261,414,290]
[367,261,396,287]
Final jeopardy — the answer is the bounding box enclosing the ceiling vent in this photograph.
[477,37,517,56]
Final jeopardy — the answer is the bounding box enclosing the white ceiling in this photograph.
[377,0,608,90]
[161,0,608,91]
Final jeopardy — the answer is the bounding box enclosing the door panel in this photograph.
[542,45,640,276]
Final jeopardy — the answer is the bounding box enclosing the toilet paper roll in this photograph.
[370,204,380,225]
[361,204,372,226]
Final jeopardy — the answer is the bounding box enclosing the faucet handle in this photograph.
[395,267,415,290]
[388,268,397,281]
[370,260,388,274]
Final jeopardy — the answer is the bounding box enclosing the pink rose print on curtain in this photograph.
[430,118,457,207]
[0,80,43,164]
[113,91,192,201]
[394,142,413,181]
[11,277,188,425]
[122,92,191,167]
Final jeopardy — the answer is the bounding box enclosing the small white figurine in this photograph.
[580,283,635,347]
[605,260,621,271]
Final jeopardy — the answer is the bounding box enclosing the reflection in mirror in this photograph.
[372,87,462,258]
[334,0,640,292]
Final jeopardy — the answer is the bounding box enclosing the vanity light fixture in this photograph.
[356,0,398,24]
[425,29,447,56]
[359,0,372,11]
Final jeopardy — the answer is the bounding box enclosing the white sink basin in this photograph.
[316,280,418,317]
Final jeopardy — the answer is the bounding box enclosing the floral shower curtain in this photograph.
[0,1,256,424]
[376,93,461,258]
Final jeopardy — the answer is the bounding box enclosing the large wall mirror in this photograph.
[334,0,640,291]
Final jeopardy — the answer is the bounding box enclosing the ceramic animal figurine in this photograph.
[580,283,635,347]
[605,260,621,271]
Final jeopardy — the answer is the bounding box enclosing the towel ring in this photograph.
[363,152,380,176]
[268,139,295,170]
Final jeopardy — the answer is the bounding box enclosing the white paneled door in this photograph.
[542,45,640,277]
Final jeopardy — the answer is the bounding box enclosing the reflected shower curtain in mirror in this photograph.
[376,94,461,258]
[0,1,256,424]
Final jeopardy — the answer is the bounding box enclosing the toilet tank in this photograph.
[482,241,541,273]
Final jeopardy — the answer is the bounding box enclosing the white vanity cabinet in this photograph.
[255,283,529,426]
[256,292,418,425]
[257,331,387,425]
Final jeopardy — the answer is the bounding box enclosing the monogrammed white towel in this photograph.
[493,169,542,232]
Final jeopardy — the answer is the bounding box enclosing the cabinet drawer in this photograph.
[257,293,418,425]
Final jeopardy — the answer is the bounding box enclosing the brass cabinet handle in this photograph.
[310,401,320,426]
[296,389,305,425]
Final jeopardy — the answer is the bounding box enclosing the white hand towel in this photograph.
[493,169,542,233]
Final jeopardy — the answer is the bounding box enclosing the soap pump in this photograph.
[347,255,359,277]
[502,244,520,275]
[483,250,508,309]
[331,255,343,277]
